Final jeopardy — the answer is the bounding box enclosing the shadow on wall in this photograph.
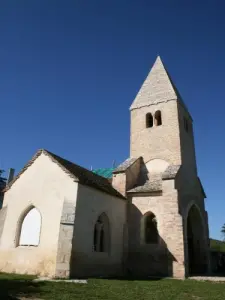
[68,201,209,280]
[187,205,208,275]
[127,204,177,279]
[69,202,177,280]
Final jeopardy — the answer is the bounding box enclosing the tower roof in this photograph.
[130,56,187,111]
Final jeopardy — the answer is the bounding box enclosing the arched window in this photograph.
[155,111,162,126]
[144,212,158,244]
[146,113,153,128]
[93,213,110,252]
[18,207,41,246]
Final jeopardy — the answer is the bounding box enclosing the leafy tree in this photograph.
[221,224,225,241]
[0,169,6,185]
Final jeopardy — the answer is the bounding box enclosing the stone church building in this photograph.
[0,57,210,279]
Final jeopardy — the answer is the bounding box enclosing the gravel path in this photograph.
[34,277,87,283]
[190,276,225,282]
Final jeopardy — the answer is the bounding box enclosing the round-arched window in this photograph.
[146,113,153,128]
[155,111,162,126]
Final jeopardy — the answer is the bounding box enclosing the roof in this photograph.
[113,157,139,173]
[93,168,114,178]
[130,56,191,118]
[4,149,125,199]
[127,180,162,193]
[162,165,181,180]
[127,164,180,194]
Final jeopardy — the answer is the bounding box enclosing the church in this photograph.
[0,56,210,279]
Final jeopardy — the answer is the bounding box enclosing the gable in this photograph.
[4,149,124,200]
[4,152,75,197]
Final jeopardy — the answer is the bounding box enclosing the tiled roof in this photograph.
[113,157,139,173]
[127,164,180,193]
[130,56,191,119]
[162,165,181,180]
[127,180,162,193]
[4,149,125,199]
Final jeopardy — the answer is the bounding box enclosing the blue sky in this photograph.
[0,1,225,239]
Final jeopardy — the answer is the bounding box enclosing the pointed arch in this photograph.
[146,113,153,128]
[93,213,110,252]
[155,110,162,126]
[186,204,208,275]
[16,206,41,247]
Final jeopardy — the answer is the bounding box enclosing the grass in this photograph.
[1,273,225,300]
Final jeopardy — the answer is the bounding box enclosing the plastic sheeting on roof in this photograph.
[93,168,114,178]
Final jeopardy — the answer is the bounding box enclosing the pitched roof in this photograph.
[127,180,162,193]
[127,164,181,193]
[113,157,139,173]
[130,56,190,117]
[162,165,181,180]
[4,149,125,199]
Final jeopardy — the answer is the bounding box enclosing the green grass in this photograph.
[1,273,225,300]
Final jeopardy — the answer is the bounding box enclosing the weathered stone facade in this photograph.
[0,151,126,278]
[125,56,209,278]
[0,56,210,279]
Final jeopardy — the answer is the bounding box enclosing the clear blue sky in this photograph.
[1,1,225,240]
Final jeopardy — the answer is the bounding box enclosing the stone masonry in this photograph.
[55,199,76,278]
[112,56,210,278]
[0,56,210,279]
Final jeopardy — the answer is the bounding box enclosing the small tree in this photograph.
[221,224,225,241]
[0,169,6,185]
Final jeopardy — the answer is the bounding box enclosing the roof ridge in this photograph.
[4,149,44,192]
[4,149,125,199]
[43,149,111,182]
[113,157,141,173]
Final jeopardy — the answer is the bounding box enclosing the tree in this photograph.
[221,224,225,241]
[0,169,6,186]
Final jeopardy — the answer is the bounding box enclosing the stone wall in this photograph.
[178,102,198,183]
[0,153,78,277]
[180,191,210,275]
[55,199,77,278]
[112,158,142,196]
[0,206,7,240]
[128,178,185,278]
[70,184,127,278]
[129,74,209,278]
[130,100,182,164]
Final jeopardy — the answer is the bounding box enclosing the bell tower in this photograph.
[130,56,197,178]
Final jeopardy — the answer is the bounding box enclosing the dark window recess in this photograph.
[93,213,110,252]
[146,113,153,128]
[155,111,162,126]
[145,213,159,244]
